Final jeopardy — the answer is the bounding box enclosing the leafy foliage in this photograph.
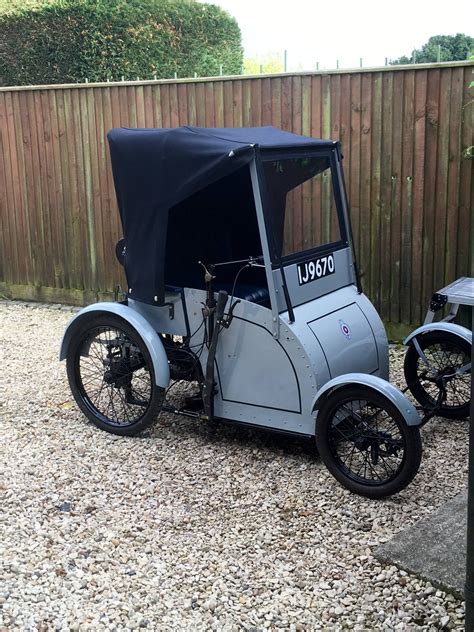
[244,53,284,75]
[0,0,243,86]
[390,33,474,65]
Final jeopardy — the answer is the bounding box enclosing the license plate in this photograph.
[297,254,335,286]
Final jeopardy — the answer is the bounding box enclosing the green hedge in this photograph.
[0,0,243,86]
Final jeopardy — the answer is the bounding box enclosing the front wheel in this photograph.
[316,387,422,498]
[66,314,164,436]
[404,331,471,420]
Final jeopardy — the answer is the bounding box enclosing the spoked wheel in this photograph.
[66,314,164,436]
[316,387,422,498]
[404,331,471,420]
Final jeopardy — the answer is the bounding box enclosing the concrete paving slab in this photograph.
[375,490,467,599]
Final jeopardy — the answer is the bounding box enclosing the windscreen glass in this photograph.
[262,156,343,259]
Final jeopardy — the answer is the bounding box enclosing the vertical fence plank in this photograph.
[135,86,146,127]
[177,83,189,126]
[359,73,372,296]
[143,85,154,128]
[223,80,233,127]
[170,83,179,127]
[205,82,215,127]
[0,92,19,285]
[433,68,451,293]
[17,91,38,286]
[411,69,428,323]
[186,83,197,127]
[280,76,290,131]
[270,77,282,129]
[232,80,242,127]
[458,67,474,277]
[195,82,206,126]
[214,81,224,127]
[160,84,171,128]
[152,85,163,128]
[349,73,361,265]
[444,67,463,286]
[422,69,440,310]
[261,78,271,126]
[370,72,383,312]
[400,70,415,324]
[380,72,394,323]
[242,79,251,127]
[389,71,404,324]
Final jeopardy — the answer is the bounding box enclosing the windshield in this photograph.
[262,155,344,260]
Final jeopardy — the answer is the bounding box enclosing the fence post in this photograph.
[284,50,288,72]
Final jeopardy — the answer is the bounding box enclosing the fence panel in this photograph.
[0,62,472,333]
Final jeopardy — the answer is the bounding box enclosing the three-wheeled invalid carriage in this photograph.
[60,126,472,498]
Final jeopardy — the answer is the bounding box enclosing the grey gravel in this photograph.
[0,301,469,631]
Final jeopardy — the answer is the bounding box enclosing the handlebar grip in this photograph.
[216,290,228,320]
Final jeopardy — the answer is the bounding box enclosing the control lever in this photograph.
[203,290,228,422]
[215,290,229,323]
[220,299,241,329]
[198,260,216,283]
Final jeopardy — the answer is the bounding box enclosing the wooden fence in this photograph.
[0,62,473,335]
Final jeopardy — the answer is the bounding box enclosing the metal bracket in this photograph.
[429,292,448,313]
[164,302,175,320]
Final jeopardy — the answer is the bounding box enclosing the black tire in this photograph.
[66,314,164,436]
[404,331,471,420]
[316,387,422,499]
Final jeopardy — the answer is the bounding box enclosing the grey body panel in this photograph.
[59,302,170,388]
[311,373,421,427]
[128,294,189,337]
[202,284,389,436]
[116,284,389,436]
[282,284,389,381]
[307,302,379,377]
[404,323,472,346]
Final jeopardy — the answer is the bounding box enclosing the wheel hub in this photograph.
[103,358,131,388]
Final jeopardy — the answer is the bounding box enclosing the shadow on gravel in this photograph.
[144,405,317,461]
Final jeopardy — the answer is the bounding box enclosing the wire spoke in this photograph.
[328,396,405,485]
[76,324,153,426]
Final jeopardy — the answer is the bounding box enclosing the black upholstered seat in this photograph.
[215,283,270,306]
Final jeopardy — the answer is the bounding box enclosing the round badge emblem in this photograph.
[339,319,352,340]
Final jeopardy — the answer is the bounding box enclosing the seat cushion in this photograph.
[216,283,270,306]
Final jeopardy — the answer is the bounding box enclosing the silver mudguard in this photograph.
[404,322,472,347]
[59,302,170,388]
[312,372,421,427]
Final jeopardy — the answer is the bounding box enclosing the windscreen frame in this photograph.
[257,147,350,269]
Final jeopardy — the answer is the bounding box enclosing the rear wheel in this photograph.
[316,387,422,498]
[66,314,164,436]
[404,331,471,420]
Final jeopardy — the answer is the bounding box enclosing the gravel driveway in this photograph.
[0,302,469,631]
